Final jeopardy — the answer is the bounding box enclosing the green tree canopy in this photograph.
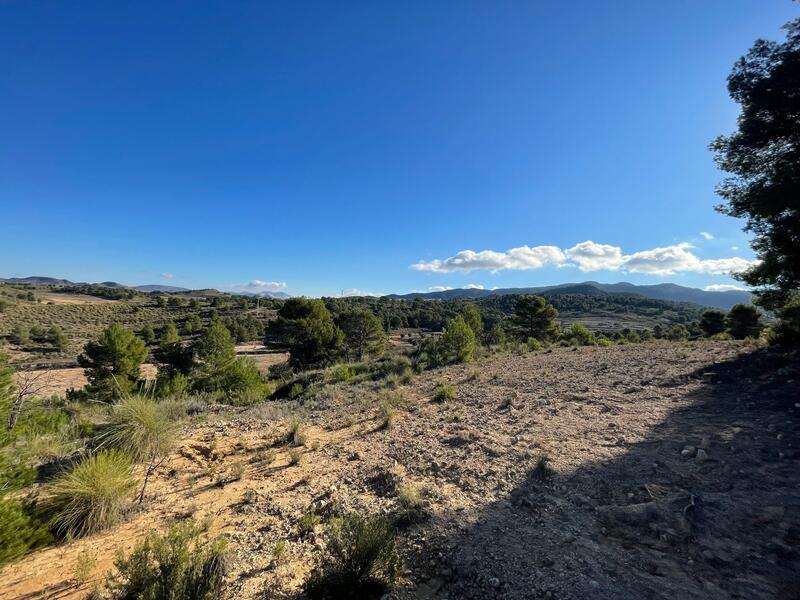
[77,325,147,401]
[270,298,344,369]
[338,308,386,360]
[712,19,800,308]
[512,295,559,341]
[726,304,763,339]
[699,310,727,337]
[462,304,483,338]
[440,316,477,363]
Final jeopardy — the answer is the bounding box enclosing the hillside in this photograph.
[3,341,797,600]
[385,281,752,310]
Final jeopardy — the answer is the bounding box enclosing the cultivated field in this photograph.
[3,341,797,600]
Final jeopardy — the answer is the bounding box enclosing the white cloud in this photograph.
[412,245,565,273]
[341,288,381,297]
[700,232,714,240]
[428,286,453,292]
[161,272,174,280]
[464,283,485,290]
[704,284,748,292]
[228,280,288,293]
[731,245,739,251]
[412,240,757,277]
[565,241,624,272]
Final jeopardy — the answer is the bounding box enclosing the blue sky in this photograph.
[1,1,796,296]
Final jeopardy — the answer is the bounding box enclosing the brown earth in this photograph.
[1,341,798,600]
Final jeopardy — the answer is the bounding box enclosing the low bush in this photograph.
[526,337,542,351]
[104,520,227,600]
[297,510,321,536]
[45,449,137,538]
[433,383,456,403]
[304,513,399,600]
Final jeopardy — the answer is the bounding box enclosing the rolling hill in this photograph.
[384,281,751,310]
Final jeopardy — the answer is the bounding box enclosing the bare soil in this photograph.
[2,341,798,600]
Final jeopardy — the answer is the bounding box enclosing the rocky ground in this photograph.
[2,341,798,600]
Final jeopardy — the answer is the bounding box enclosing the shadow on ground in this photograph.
[431,348,800,600]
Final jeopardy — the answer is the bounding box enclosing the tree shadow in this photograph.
[431,347,800,599]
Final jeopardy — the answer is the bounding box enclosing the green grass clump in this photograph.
[105,520,227,600]
[297,510,321,536]
[45,450,137,538]
[101,396,177,463]
[304,513,399,600]
[433,382,456,403]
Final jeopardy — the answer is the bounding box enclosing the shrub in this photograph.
[104,520,227,600]
[596,337,613,347]
[565,323,594,346]
[526,337,542,351]
[288,447,303,465]
[378,401,397,429]
[102,396,177,463]
[288,382,304,400]
[45,450,137,538]
[304,513,399,600]
[218,357,268,405]
[330,364,354,383]
[0,496,51,565]
[298,510,321,536]
[668,324,689,341]
[433,383,456,403]
[532,453,553,481]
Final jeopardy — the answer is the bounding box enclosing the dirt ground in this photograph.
[14,347,289,397]
[38,294,119,305]
[2,341,798,600]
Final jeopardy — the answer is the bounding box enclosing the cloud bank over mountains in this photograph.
[412,240,755,277]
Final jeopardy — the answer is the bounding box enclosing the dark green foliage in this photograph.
[105,520,227,600]
[47,325,68,351]
[218,357,267,404]
[304,513,399,600]
[221,314,264,343]
[726,303,763,339]
[774,296,800,346]
[711,19,800,308]
[433,382,456,402]
[77,325,148,401]
[699,310,727,337]
[193,321,236,373]
[668,324,689,341]
[0,497,51,565]
[183,313,202,335]
[338,308,386,360]
[462,304,483,338]
[564,323,594,346]
[141,325,156,345]
[485,322,507,347]
[439,316,476,363]
[270,299,344,369]
[511,295,559,341]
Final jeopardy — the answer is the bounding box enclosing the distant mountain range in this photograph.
[0,276,190,294]
[384,281,752,310]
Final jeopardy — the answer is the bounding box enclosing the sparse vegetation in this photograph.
[104,520,227,600]
[304,513,399,600]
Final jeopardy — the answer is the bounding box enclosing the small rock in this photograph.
[681,445,696,458]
